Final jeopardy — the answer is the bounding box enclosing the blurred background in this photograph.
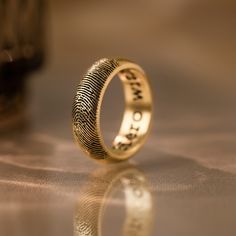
[0,0,236,236]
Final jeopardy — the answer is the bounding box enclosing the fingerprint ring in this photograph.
[72,58,153,163]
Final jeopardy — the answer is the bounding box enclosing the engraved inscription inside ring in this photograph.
[112,68,146,152]
[113,110,143,151]
[122,69,144,101]
[133,111,142,121]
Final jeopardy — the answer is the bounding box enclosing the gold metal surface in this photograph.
[72,58,153,163]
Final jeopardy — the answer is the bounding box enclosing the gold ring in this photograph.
[72,58,153,163]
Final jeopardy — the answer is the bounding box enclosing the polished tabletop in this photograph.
[0,0,236,235]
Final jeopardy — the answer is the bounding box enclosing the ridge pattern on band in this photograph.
[72,58,119,159]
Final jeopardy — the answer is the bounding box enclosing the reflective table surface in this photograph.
[0,0,236,235]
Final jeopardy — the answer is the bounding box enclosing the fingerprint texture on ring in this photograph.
[72,58,119,159]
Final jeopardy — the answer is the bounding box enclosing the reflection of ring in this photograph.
[74,165,153,236]
[72,58,153,163]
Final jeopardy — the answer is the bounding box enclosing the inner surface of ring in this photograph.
[105,67,152,159]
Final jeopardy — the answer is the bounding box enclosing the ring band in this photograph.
[72,58,153,163]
